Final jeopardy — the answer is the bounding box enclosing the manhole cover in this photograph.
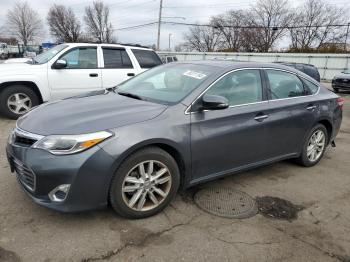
[194,188,258,218]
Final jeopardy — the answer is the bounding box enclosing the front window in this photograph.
[60,47,97,69]
[343,69,350,74]
[33,44,68,64]
[206,69,263,106]
[117,64,216,104]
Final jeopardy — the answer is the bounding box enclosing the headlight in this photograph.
[33,131,113,155]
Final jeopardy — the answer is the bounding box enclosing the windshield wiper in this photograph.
[117,91,144,101]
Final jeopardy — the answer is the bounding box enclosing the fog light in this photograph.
[48,184,70,202]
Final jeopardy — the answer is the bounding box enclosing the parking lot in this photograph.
[0,85,350,262]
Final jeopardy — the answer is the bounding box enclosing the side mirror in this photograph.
[52,59,67,69]
[200,94,229,111]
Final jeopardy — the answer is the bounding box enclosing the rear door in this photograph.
[48,46,102,100]
[262,68,319,158]
[101,47,138,88]
[190,69,270,182]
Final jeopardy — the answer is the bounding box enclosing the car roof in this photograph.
[176,60,318,84]
[275,61,316,67]
[63,42,153,51]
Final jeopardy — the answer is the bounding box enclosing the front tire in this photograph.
[296,124,328,167]
[0,85,39,119]
[109,147,180,219]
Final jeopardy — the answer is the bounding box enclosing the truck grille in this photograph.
[12,157,36,192]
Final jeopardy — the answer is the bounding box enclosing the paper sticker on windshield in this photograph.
[183,70,207,80]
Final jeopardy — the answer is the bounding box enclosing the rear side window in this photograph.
[102,48,133,68]
[60,47,97,69]
[206,69,263,106]
[303,79,319,95]
[132,49,162,68]
[266,70,305,99]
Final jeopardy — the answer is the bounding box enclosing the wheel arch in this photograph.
[109,139,189,190]
[0,81,44,104]
[317,118,333,145]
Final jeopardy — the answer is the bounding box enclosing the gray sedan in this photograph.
[6,61,343,218]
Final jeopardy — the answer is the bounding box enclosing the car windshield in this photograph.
[117,63,216,104]
[33,44,68,64]
[343,69,350,74]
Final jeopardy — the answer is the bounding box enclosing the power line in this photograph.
[161,21,350,30]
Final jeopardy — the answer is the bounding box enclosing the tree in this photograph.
[47,5,82,42]
[289,0,348,51]
[84,1,115,43]
[245,0,293,52]
[211,10,247,51]
[6,1,43,46]
[183,20,221,52]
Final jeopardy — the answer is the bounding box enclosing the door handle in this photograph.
[127,73,135,77]
[89,73,98,77]
[306,105,317,111]
[254,114,269,122]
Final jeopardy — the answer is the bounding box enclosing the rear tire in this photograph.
[109,147,180,219]
[296,124,328,167]
[0,85,39,119]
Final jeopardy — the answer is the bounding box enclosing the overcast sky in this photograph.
[0,0,349,49]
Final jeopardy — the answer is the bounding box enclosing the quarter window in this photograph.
[266,70,304,99]
[303,79,319,95]
[102,48,133,68]
[132,49,162,68]
[206,69,263,106]
[60,47,97,69]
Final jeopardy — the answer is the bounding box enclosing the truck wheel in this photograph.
[0,85,39,119]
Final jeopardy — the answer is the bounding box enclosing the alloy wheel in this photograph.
[121,160,172,211]
[307,130,326,162]
[7,93,32,115]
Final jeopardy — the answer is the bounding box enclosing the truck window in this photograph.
[102,48,133,69]
[131,49,162,68]
[60,47,97,69]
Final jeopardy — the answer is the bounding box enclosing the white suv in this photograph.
[0,43,162,119]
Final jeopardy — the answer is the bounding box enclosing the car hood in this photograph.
[3,58,32,64]
[17,92,168,135]
[334,73,350,80]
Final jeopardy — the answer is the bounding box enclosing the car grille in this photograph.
[335,78,350,84]
[12,157,36,192]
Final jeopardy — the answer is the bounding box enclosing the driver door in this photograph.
[48,46,102,100]
[190,69,270,182]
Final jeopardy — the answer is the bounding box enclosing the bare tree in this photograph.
[289,0,348,51]
[84,1,115,43]
[47,5,82,42]
[6,1,43,46]
[211,10,247,51]
[244,0,293,52]
[183,20,221,52]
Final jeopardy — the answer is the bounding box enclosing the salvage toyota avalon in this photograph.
[6,61,343,218]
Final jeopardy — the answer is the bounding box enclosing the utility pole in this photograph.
[157,0,163,50]
[345,23,350,52]
[168,33,172,51]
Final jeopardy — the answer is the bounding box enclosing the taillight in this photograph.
[337,97,345,110]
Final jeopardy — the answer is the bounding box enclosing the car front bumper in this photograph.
[6,141,116,212]
[332,81,350,89]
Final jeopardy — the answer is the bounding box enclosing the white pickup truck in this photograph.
[0,43,162,119]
